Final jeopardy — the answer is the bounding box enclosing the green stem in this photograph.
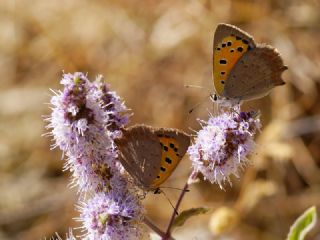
[163,182,189,240]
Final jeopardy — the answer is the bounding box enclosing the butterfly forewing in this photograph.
[224,44,287,101]
[115,125,191,191]
[213,23,256,97]
[150,129,190,188]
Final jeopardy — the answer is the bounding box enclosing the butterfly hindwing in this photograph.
[115,125,162,189]
[213,23,256,97]
[115,125,190,191]
[151,129,190,188]
[224,44,287,101]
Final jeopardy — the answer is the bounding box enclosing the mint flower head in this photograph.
[78,186,148,240]
[45,72,130,193]
[188,111,261,188]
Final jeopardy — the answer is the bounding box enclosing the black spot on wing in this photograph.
[242,39,249,44]
[237,47,243,52]
[165,157,172,164]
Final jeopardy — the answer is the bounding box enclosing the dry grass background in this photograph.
[1,0,320,239]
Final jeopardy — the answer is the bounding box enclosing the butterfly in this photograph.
[212,23,288,105]
[115,124,190,192]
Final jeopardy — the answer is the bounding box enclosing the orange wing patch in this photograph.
[213,35,251,96]
[151,136,182,188]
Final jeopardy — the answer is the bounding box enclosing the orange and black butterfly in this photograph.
[212,23,287,103]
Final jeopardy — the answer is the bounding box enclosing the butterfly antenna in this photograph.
[160,189,179,216]
[184,84,211,92]
[160,186,190,193]
[188,93,213,114]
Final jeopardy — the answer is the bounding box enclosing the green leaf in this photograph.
[287,206,317,240]
[172,207,210,229]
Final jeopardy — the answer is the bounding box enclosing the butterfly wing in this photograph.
[115,125,162,190]
[115,125,191,191]
[150,128,190,188]
[223,44,287,101]
[213,23,256,97]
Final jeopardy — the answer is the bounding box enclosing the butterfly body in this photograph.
[213,23,287,104]
[115,125,190,191]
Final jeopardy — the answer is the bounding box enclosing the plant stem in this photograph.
[143,217,167,239]
[163,182,189,240]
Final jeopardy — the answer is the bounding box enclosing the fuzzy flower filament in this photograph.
[188,111,261,188]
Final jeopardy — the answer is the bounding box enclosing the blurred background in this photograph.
[1,0,320,239]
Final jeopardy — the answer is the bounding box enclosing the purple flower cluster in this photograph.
[79,188,147,240]
[46,72,147,240]
[188,111,261,188]
[46,72,129,193]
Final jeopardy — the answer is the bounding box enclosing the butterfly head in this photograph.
[210,92,242,108]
